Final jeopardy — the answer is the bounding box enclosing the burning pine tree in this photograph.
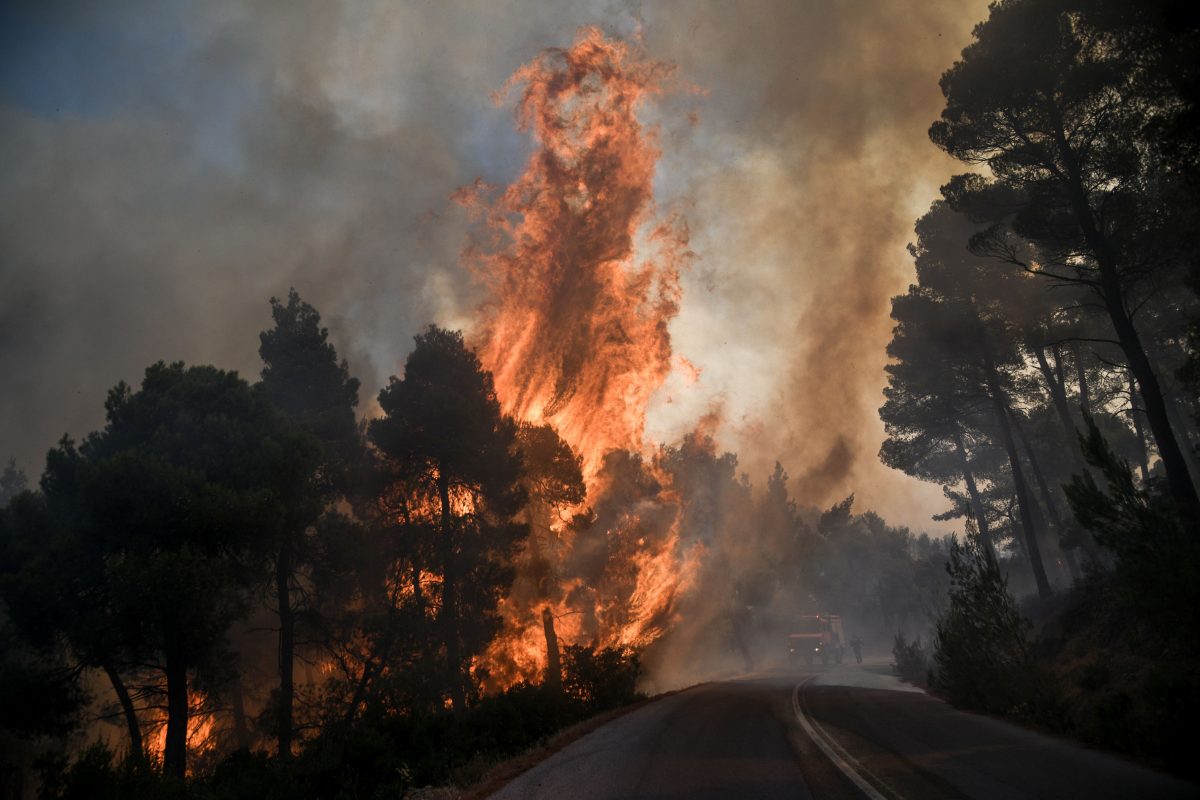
[457,27,704,689]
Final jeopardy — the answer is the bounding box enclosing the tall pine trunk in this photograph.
[231,676,250,750]
[1050,108,1199,519]
[1010,409,1080,583]
[438,470,465,709]
[1097,263,1196,515]
[975,312,1052,599]
[1074,342,1091,415]
[951,426,996,563]
[1035,346,1088,476]
[1032,345,1100,562]
[1128,372,1151,482]
[275,540,294,759]
[163,650,189,778]
[101,661,142,760]
[542,607,562,692]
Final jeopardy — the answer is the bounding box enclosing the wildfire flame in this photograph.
[145,690,218,775]
[459,26,690,479]
[459,27,704,689]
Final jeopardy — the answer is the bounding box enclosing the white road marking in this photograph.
[792,678,893,800]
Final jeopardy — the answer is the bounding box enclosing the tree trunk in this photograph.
[101,660,142,760]
[412,562,425,614]
[1034,345,1102,563]
[1074,342,1091,415]
[1098,274,1198,517]
[1050,105,1199,518]
[1128,372,1151,483]
[1035,346,1089,476]
[975,311,1052,599]
[951,426,996,563]
[1163,391,1200,495]
[1010,409,1080,583]
[1053,343,1066,395]
[275,540,294,759]
[231,676,250,750]
[438,470,465,709]
[542,607,562,692]
[163,651,189,779]
[345,624,393,724]
[406,503,426,619]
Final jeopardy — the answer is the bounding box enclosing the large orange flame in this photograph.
[459,27,703,689]
[460,26,690,479]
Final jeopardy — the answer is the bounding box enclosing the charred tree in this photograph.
[542,607,562,693]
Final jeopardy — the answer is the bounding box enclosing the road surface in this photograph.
[488,662,1197,799]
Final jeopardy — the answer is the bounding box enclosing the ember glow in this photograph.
[461,28,704,688]
[146,692,218,775]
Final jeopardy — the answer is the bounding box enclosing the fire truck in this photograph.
[786,613,845,666]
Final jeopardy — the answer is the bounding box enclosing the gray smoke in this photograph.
[0,0,987,530]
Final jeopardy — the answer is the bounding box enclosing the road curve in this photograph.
[487,665,1198,800]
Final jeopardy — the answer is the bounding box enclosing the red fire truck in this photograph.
[786,613,845,666]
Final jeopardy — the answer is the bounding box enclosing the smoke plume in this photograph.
[1,1,987,546]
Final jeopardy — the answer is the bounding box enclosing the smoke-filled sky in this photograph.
[0,0,989,531]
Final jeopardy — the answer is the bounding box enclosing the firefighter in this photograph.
[850,634,863,664]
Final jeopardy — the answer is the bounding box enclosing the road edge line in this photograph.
[792,679,890,800]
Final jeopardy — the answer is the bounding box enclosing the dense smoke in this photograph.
[635,1,992,519]
[1,0,987,531]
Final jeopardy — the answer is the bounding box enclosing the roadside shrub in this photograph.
[561,645,643,711]
[36,744,188,800]
[1064,414,1200,638]
[891,633,932,687]
[933,523,1035,715]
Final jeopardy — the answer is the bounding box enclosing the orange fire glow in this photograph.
[145,691,218,775]
[460,26,690,479]
[459,27,706,689]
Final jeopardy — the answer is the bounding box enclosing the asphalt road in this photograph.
[487,662,1198,800]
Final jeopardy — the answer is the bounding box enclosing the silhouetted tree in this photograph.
[881,284,1000,558]
[369,327,526,709]
[258,289,360,758]
[0,460,26,507]
[24,363,317,777]
[514,422,584,606]
[884,202,1055,597]
[931,0,1200,517]
[934,517,1032,713]
[0,493,89,745]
